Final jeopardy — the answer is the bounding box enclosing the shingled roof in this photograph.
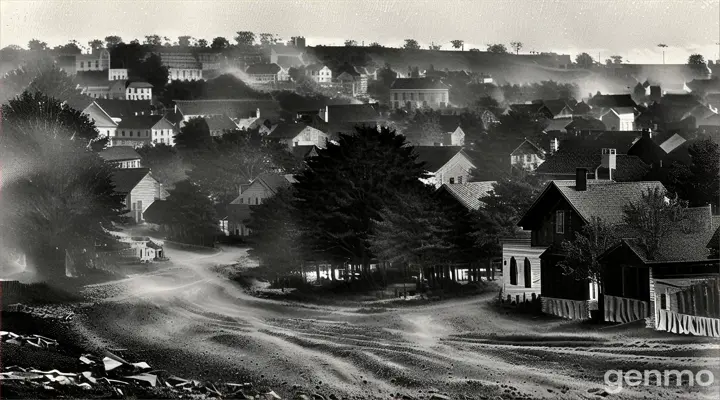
[116,115,165,129]
[174,99,280,120]
[390,78,449,90]
[205,115,238,132]
[111,168,151,194]
[619,206,718,263]
[99,146,141,162]
[326,103,380,123]
[266,123,308,139]
[75,71,110,87]
[541,99,572,116]
[413,146,468,172]
[95,99,153,118]
[437,181,496,210]
[519,180,666,229]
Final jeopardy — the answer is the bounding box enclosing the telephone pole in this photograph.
[657,44,668,64]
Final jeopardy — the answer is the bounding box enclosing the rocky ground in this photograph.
[2,240,719,399]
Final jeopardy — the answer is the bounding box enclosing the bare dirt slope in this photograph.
[72,243,720,399]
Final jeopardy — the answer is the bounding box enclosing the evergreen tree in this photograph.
[0,92,124,279]
[663,139,720,209]
[623,187,688,260]
[136,144,188,190]
[134,53,169,92]
[293,126,428,272]
[145,180,220,246]
[558,217,619,282]
[174,117,213,153]
[246,187,304,276]
[478,175,547,238]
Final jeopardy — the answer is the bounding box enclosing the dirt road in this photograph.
[74,244,720,399]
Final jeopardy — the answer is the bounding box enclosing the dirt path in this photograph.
[72,243,720,399]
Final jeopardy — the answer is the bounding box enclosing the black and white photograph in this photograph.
[0,0,719,399]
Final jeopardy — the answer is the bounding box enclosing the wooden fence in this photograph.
[541,297,591,320]
[604,295,650,323]
[656,310,720,337]
[672,278,720,319]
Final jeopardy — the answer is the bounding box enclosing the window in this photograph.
[394,93,398,100]
[524,258,532,288]
[525,154,532,162]
[449,177,455,184]
[555,210,565,234]
[80,61,84,68]
[457,176,463,184]
[255,198,259,205]
[660,293,667,309]
[509,257,518,285]
[122,130,126,136]
[240,198,244,204]
[95,61,99,68]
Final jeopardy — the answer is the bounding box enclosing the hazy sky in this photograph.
[1,0,719,64]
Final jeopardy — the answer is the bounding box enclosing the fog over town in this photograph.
[0,1,719,399]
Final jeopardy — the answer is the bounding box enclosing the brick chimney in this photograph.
[576,167,588,191]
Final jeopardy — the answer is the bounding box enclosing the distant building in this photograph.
[305,63,333,84]
[413,146,475,188]
[114,115,177,147]
[270,45,306,69]
[390,78,450,110]
[75,49,110,72]
[245,63,285,84]
[596,107,636,131]
[99,146,142,169]
[267,122,330,149]
[511,139,546,172]
[111,168,168,223]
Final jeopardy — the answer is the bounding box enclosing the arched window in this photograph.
[509,257,518,285]
[524,258,532,288]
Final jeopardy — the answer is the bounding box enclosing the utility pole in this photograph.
[657,44,668,64]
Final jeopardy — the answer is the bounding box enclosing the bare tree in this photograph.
[510,41,523,55]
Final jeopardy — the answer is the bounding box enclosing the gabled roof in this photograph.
[99,146,142,162]
[111,168,151,194]
[174,99,280,120]
[413,146,468,172]
[708,225,720,251]
[588,94,637,109]
[701,113,720,127]
[518,180,666,228]
[511,139,546,157]
[541,99,572,116]
[390,78,449,90]
[141,200,172,222]
[266,123,310,139]
[75,71,109,87]
[685,78,720,93]
[205,115,238,132]
[543,118,572,132]
[604,107,636,116]
[246,63,282,75]
[117,115,166,129]
[305,63,329,72]
[509,103,543,115]
[617,206,717,263]
[254,172,295,194]
[94,99,153,119]
[627,133,667,165]
[128,81,154,88]
[292,145,319,160]
[326,103,380,123]
[437,181,496,210]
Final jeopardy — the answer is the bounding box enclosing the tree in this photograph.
[450,40,464,51]
[211,36,230,50]
[144,34,163,46]
[174,117,213,152]
[486,44,507,53]
[558,217,619,282]
[235,31,256,46]
[664,139,720,209]
[196,38,208,48]
[403,39,421,50]
[104,36,123,48]
[28,39,48,51]
[109,41,146,70]
[510,41,523,55]
[688,54,706,65]
[344,39,358,47]
[178,35,193,47]
[477,175,547,238]
[259,33,278,46]
[404,111,445,145]
[428,43,442,50]
[293,126,429,272]
[0,92,124,279]
[575,52,594,68]
[368,42,383,48]
[247,187,304,277]
[27,64,89,105]
[146,180,220,246]
[468,48,480,52]
[136,144,188,190]
[133,53,169,91]
[54,41,83,54]
[88,39,104,51]
[623,187,688,260]
[610,55,623,64]
[369,187,455,278]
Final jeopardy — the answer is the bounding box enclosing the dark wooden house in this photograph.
[598,207,720,336]
[517,171,665,320]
